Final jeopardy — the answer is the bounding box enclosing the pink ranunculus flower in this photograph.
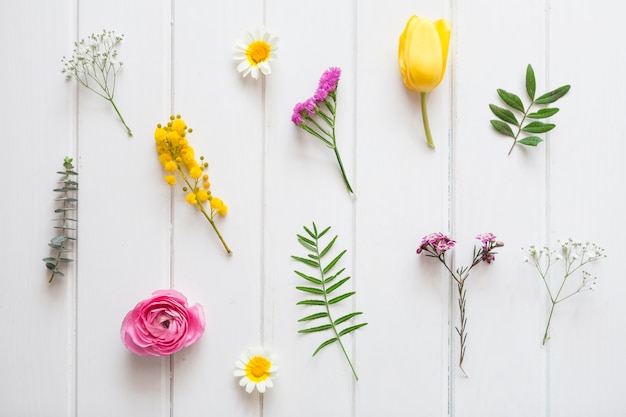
[120,289,205,356]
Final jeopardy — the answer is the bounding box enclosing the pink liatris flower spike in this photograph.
[291,67,354,194]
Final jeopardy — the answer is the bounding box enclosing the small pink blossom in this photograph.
[120,289,205,356]
[318,67,341,93]
[416,232,456,254]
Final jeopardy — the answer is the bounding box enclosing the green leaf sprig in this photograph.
[292,222,367,381]
[43,157,78,283]
[489,64,570,155]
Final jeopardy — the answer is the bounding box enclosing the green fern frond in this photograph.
[292,222,367,381]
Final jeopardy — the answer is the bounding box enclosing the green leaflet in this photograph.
[526,64,536,101]
[292,222,368,381]
[44,157,78,283]
[489,64,570,155]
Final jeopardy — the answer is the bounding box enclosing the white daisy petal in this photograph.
[232,27,278,80]
[233,346,278,394]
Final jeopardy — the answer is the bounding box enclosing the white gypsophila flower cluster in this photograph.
[60,29,132,136]
[523,238,606,344]
[61,30,124,97]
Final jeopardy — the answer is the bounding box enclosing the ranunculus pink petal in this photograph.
[121,290,205,356]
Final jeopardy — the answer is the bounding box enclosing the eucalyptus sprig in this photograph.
[489,64,570,155]
[292,222,367,381]
[61,29,132,136]
[43,157,78,283]
[524,239,605,345]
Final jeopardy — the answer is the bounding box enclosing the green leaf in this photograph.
[489,104,518,125]
[535,85,570,104]
[294,270,322,285]
[54,208,76,213]
[326,277,350,294]
[317,226,331,239]
[319,235,337,258]
[518,136,544,146]
[297,299,327,306]
[522,121,555,133]
[490,120,515,138]
[57,258,74,263]
[42,257,58,263]
[334,312,363,326]
[328,291,355,305]
[298,324,333,334]
[51,270,65,277]
[51,236,68,244]
[322,250,346,275]
[526,64,536,100]
[291,256,319,268]
[303,225,316,239]
[297,234,316,249]
[45,262,57,270]
[338,323,368,337]
[299,312,329,322]
[296,286,324,295]
[497,89,525,112]
[527,108,559,119]
[307,253,319,260]
[324,268,345,284]
[313,337,338,356]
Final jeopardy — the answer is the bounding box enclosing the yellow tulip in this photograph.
[398,15,451,148]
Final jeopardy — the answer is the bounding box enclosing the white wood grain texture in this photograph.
[0,0,76,415]
[547,1,626,415]
[355,1,452,416]
[262,1,358,416]
[452,0,547,416]
[74,1,173,416]
[5,0,626,415]
[169,1,265,416]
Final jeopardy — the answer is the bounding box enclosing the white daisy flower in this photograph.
[234,346,278,393]
[233,27,278,79]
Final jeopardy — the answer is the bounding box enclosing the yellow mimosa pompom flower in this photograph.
[155,127,167,144]
[211,197,228,216]
[190,166,203,179]
[186,193,198,205]
[158,152,172,165]
[196,189,209,202]
[167,131,181,147]
[398,15,451,148]
[154,114,231,254]
[164,175,176,186]
[171,117,186,135]
[164,161,178,172]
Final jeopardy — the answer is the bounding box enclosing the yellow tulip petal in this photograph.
[435,19,452,82]
[398,15,451,93]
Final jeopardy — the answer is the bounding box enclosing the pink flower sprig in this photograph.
[417,232,503,376]
[291,67,354,194]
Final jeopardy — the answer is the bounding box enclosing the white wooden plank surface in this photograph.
[0,0,76,415]
[2,0,625,416]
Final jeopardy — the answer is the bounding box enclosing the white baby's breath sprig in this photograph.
[61,29,132,136]
[524,238,606,345]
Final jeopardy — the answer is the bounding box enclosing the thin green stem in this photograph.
[177,166,231,254]
[107,98,132,136]
[420,92,435,148]
[542,302,556,345]
[507,101,534,155]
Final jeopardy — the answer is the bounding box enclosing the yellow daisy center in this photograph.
[245,356,271,382]
[246,40,271,65]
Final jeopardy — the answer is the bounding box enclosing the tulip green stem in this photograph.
[420,92,435,148]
